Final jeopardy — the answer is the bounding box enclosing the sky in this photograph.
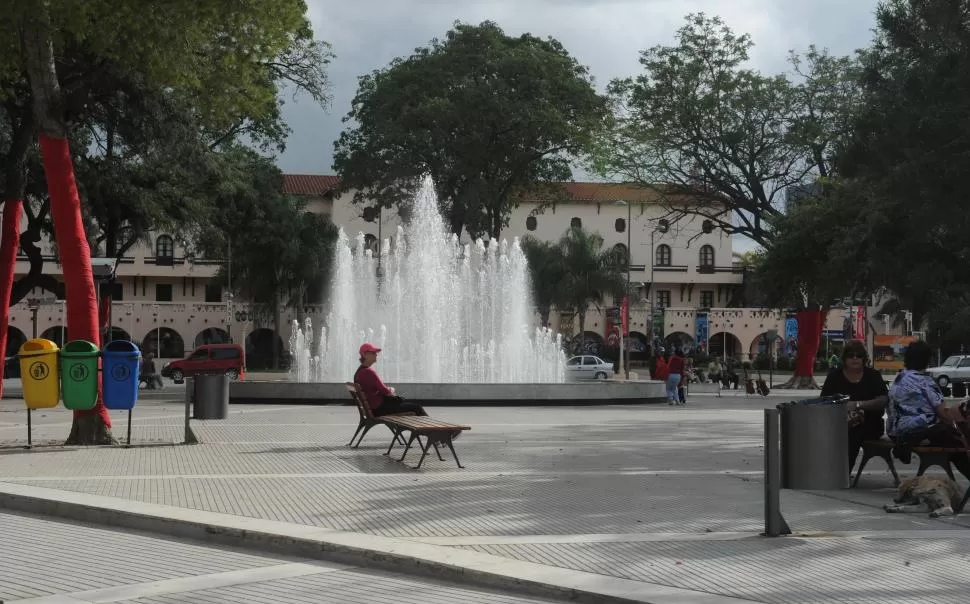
[279,0,883,250]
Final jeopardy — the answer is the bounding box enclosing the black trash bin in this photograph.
[193,374,229,419]
[953,382,967,398]
[778,396,849,490]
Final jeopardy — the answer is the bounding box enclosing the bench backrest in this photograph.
[345,382,375,420]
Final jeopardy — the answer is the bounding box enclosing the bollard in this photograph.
[763,408,791,537]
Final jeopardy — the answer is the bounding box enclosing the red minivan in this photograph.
[161,344,245,382]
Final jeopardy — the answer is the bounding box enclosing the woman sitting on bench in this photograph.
[887,340,970,479]
[820,339,888,469]
[353,343,428,417]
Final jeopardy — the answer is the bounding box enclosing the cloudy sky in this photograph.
[280,0,882,176]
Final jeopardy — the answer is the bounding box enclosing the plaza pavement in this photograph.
[1,392,969,603]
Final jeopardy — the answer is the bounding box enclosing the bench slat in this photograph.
[384,416,470,431]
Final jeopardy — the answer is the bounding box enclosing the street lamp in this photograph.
[614,200,632,380]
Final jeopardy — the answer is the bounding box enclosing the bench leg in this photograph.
[384,426,405,456]
[851,451,874,488]
[414,437,434,469]
[399,432,419,463]
[883,452,901,487]
[432,442,445,461]
[353,422,378,448]
[959,486,970,514]
[445,437,464,469]
[349,420,366,447]
[917,453,955,480]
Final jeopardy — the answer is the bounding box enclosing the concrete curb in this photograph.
[0,482,753,604]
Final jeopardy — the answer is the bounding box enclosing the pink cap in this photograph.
[359,343,382,356]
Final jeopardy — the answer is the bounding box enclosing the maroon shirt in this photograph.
[667,355,685,375]
[354,365,393,410]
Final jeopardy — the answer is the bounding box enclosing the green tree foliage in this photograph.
[195,148,339,367]
[520,236,566,328]
[333,21,608,239]
[593,13,861,247]
[556,227,626,352]
[833,0,970,346]
[0,1,333,301]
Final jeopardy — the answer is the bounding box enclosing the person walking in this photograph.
[666,349,685,406]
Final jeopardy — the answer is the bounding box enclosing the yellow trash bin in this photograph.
[19,338,60,409]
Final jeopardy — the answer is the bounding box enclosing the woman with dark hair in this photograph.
[666,349,685,406]
[820,339,889,468]
[888,340,970,478]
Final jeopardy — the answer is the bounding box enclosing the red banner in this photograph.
[854,305,866,340]
[621,296,629,337]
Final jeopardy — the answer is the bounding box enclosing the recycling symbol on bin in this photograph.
[111,364,131,381]
[69,364,89,382]
[29,362,49,380]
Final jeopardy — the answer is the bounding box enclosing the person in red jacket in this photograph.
[666,349,686,406]
[353,343,427,417]
[653,350,668,382]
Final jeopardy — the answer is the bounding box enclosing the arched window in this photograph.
[699,244,715,267]
[526,216,537,231]
[570,217,582,229]
[655,244,672,267]
[155,235,174,266]
[610,243,628,268]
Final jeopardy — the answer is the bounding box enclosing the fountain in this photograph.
[287,176,565,384]
[231,176,665,405]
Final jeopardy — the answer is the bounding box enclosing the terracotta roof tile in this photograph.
[283,174,341,196]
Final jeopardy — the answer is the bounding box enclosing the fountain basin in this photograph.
[229,380,666,406]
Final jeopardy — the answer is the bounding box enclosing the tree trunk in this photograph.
[0,109,33,395]
[22,9,114,444]
[776,309,825,390]
[272,292,281,369]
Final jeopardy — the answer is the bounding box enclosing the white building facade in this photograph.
[1,175,856,368]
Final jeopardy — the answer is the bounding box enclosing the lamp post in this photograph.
[615,200,632,380]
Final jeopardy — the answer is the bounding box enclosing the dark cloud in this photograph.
[277,0,880,174]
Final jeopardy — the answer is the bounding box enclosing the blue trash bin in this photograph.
[102,340,141,410]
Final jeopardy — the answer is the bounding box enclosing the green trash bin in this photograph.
[61,340,100,411]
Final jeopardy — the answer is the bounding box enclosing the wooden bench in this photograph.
[911,446,970,513]
[852,439,900,488]
[344,382,415,448]
[382,416,471,469]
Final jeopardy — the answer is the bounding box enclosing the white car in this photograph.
[565,355,614,380]
[927,355,970,387]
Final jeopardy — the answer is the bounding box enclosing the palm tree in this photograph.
[557,226,626,353]
[521,236,566,328]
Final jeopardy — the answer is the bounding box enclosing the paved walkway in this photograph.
[2,510,564,603]
[1,395,968,603]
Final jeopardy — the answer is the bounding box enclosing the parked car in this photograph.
[926,355,970,388]
[161,343,245,383]
[565,355,614,380]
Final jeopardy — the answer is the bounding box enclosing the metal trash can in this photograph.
[778,396,849,490]
[193,374,229,420]
[184,377,195,404]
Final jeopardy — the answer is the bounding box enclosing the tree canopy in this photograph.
[592,13,861,247]
[333,20,608,239]
[0,0,333,303]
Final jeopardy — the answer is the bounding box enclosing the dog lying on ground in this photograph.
[884,475,962,518]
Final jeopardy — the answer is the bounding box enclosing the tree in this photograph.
[556,227,626,353]
[2,0,332,442]
[836,0,970,350]
[195,149,338,368]
[592,13,863,385]
[333,21,608,239]
[520,236,566,328]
